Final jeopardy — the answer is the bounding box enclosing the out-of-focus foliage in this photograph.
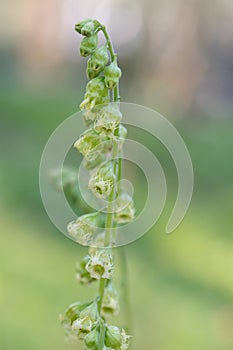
[0,85,233,350]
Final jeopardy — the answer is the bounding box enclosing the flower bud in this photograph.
[75,19,99,36]
[60,301,92,328]
[94,105,122,135]
[86,250,114,280]
[88,161,116,199]
[84,328,100,350]
[67,212,103,245]
[105,325,122,349]
[80,34,98,57]
[75,19,91,34]
[87,45,109,79]
[114,193,135,224]
[102,283,119,317]
[72,300,98,339]
[87,76,108,95]
[80,300,98,322]
[105,326,131,350]
[104,60,122,89]
[80,77,109,111]
[74,128,101,160]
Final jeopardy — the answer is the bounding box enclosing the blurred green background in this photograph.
[0,0,233,349]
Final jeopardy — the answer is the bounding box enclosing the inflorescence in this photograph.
[58,19,135,350]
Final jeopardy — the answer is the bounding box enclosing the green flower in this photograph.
[89,161,116,199]
[105,326,131,350]
[82,105,101,125]
[94,105,122,135]
[87,76,108,95]
[80,34,98,57]
[76,256,97,285]
[102,283,119,317]
[74,128,101,160]
[104,60,122,89]
[75,19,100,37]
[72,301,99,339]
[60,300,92,329]
[87,45,109,79]
[74,128,114,164]
[86,250,114,280]
[114,193,135,224]
[67,212,104,245]
[80,77,109,111]
[84,328,100,350]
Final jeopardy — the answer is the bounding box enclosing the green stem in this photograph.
[97,278,106,314]
[97,140,118,315]
[96,24,131,346]
[98,318,105,350]
[119,246,132,333]
[99,24,120,102]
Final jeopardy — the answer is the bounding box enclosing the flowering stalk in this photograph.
[59,19,135,349]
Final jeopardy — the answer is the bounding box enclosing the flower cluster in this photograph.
[60,299,130,349]
[59,18,134,350]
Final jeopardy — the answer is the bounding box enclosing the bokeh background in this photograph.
[1,0,233,349]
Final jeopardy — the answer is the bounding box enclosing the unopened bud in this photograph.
[114,193,135,224]
[80,77,109,111]
[80,34,98,57]
[84,328,99,349]
[72,300,99,339]
[60,300,91,328]
[87,45,109,79]
[75,19,99,37]
[105,326,122,349]
[82,20,95,36]
[104,60,122,89]
[105,326,131,350]
[102,283,119,317]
